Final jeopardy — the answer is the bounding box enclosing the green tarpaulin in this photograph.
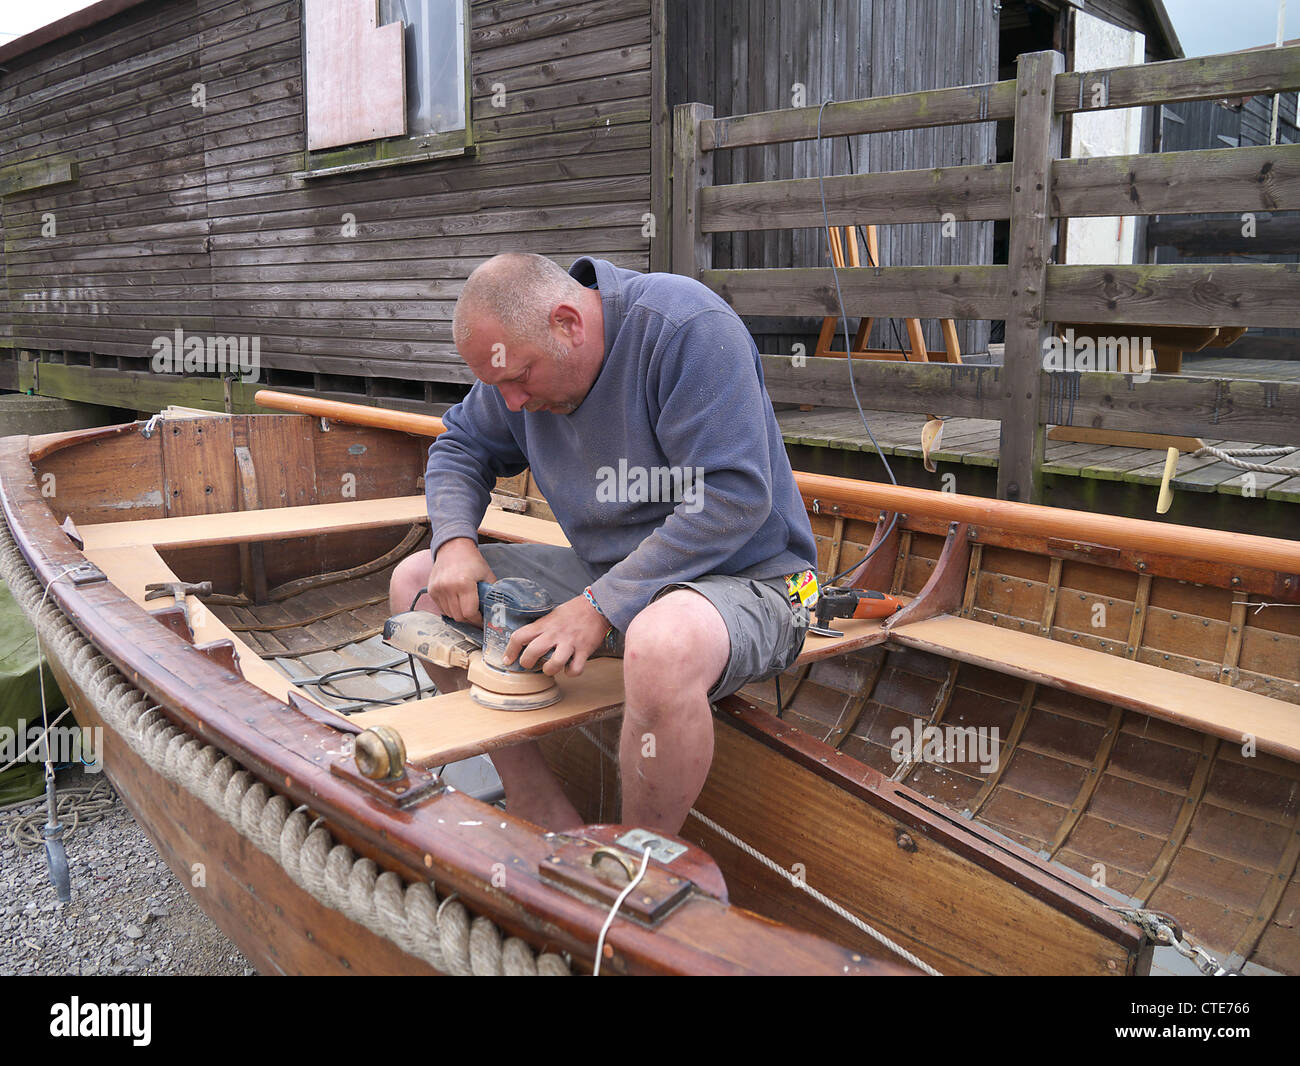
[0,576,68,805]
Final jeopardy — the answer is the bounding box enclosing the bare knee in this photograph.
[624,590,729,699]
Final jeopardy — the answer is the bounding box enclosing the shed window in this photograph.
[381,0,467,137]
[301,0,472,178]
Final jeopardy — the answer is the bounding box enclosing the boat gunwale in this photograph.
[797,474,1300,581]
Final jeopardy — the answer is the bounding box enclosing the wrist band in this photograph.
[583,585,605,617]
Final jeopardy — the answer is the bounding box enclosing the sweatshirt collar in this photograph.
[569,256,624,359]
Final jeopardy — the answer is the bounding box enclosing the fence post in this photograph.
[648,0,671,273]
[997,50,1064,504]
[672,102,714,279]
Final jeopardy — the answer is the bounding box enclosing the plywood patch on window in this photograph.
[305,0,407,151]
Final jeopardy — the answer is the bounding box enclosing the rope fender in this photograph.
[0,512,570,976]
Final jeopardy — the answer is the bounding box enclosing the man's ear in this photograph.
[551,301,585,348]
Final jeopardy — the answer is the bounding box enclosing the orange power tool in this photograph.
[809,586,903,636]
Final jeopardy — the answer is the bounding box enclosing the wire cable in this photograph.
[815,98,902,589]
[591,846,654,977]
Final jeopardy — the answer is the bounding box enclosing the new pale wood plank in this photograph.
[357,658,628,767]
[304,0,406,151]
[889,614,1300,762]
[358,614,891,766]
[82,545,305,705]
[79,498,569,551]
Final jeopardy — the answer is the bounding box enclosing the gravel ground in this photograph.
[0,764,253,976]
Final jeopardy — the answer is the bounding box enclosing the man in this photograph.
[389,252,816,834]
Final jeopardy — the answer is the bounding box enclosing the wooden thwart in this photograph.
[78,498,569,551]
[888,614,1300,761]
[356,616,893,767]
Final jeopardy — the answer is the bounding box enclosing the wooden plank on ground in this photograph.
[1168,442,1277,493]
[1216,450,1300,497]
[1264,475,1300,504]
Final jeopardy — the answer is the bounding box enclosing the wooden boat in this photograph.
[2,393,1297,976]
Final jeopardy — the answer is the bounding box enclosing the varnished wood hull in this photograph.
[38,648,434,975]
[6,408,1296,974]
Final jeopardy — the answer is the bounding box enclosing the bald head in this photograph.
[453,253,587,351]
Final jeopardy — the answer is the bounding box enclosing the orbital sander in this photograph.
[384,577,615,711]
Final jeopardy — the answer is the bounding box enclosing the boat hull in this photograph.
[10,407,1297,974]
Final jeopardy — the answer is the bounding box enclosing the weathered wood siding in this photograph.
[0,0,654,393]
[1,0,214,370]
[666,0,998,358]
[0,199,10,364]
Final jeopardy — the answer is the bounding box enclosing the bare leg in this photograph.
[619,590,729,834]
[388,553,582,830]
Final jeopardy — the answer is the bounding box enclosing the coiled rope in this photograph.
[4,777,117,850]
[1192,444,1300,476]
[0,513,569,976]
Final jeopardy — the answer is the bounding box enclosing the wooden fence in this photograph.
[670,46,1300,503]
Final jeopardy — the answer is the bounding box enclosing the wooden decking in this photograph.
[778,354,1300,505]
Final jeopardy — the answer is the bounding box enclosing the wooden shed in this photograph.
[1,0,1182,415]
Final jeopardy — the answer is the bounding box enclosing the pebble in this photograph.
[0,766,253,976]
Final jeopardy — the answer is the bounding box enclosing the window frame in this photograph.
[298,0,475,180]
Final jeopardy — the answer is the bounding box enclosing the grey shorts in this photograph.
[477,542,809,701]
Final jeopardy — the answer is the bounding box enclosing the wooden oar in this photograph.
[255,390,446,436]
[252,390,1300,575]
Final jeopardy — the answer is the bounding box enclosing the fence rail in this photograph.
[671,43,1300,503]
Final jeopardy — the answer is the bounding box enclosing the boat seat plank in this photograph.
[888,614,1300,761]
[356,659,629,768]
[353,617,891,767]
[78,498,569,551]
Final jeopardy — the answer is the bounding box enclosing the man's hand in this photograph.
[505,594,611,678]
[425,538,496,623]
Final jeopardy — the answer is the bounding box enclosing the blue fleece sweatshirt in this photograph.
[424,256,817,633]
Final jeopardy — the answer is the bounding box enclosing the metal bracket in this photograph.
[64,561,106,587]
[328,754,444,808]
[616,828,688,864]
